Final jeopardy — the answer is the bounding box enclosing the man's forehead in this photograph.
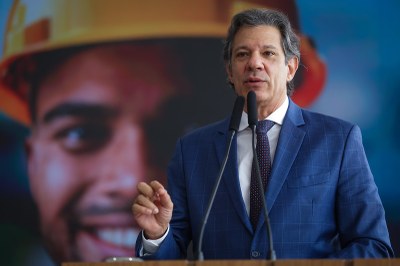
[52,45,171,75]
[232,25,282,47]
[33,44,180,118]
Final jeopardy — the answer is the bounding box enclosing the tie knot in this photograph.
[256,120,274,134]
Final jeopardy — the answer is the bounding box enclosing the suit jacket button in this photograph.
[251,250,260,258]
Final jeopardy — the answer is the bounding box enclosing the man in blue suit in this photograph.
[132,9,393,259]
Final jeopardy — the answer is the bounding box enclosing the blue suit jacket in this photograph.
[136,100,393,259]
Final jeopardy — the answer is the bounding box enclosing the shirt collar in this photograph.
[238,96,289,132]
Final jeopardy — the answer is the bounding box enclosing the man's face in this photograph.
[227,25,298,115]
[27,44,176,262]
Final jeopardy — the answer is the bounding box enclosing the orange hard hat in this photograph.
[0,0,325,125]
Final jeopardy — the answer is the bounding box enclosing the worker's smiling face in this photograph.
[27,44,177,262]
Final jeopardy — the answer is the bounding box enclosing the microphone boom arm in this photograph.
[250,125,276,261]
[196,130,237,260]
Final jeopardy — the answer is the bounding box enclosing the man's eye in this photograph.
[235,51,248,58]
[54,124,111,154]
[264,51,275,57]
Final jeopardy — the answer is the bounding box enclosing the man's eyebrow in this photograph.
[262,44,278,50]
[42,102,119,124]
[233,45,249,52]
[233,44,278,51]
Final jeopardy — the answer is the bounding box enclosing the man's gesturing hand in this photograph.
[132,180,173,239]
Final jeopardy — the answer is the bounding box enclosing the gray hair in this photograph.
[223,8,300,95]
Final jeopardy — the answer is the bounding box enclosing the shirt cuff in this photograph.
[140,225,170,255]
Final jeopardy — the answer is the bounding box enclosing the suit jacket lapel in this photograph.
[258,100,306,228]
[215,119,253,234]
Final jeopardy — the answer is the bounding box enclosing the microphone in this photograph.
[229,96,245,131]
[196,95,245,260]
[247,91,276,260]
[247,90,258,130]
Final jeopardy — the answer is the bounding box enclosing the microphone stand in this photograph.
[249,125,276,261]
[247,90,276,261]
[196,129,237,260]
[196,96,244,260]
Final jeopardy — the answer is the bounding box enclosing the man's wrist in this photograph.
[141,225,170,255]
[143,226,169,240]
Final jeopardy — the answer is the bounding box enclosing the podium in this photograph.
[62,259,400,266]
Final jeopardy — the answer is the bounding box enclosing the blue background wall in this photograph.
[298,0,400,254]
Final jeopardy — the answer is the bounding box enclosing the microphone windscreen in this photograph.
[229,96,245,131]
[247,91,258,127]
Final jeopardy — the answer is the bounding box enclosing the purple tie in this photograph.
[250,120,274,230]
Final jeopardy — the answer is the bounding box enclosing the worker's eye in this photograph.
[54,123,112,154]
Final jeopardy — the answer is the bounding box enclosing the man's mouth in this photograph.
[73,224,140,260]
[71,210,141,259]
[245,77,266,84]
[97,227,139,248]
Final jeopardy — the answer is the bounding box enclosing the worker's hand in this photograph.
[132,180,173,239]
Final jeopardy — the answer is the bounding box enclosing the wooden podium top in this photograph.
[62,259,400,266]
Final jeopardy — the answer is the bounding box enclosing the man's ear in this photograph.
[287,56,299,82]
[225,63,233,83]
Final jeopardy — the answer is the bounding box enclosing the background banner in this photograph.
[0,1,398,265]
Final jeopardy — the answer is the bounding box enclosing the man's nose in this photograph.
[95,126,146,198]
[246,53,264,71]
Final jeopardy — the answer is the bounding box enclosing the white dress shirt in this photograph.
[142,97,289,253]
[237,96,288,214]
